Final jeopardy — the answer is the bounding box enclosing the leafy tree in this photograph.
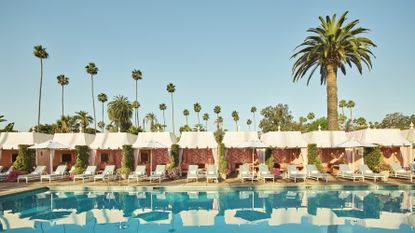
[75,111,93,132]
[159,103,167,131]
[259,104,295,132]
[292,12,376,130]
[57,74,69,117]
[73,145,90,174]
[131,69,143,127]
[56,115,78,133]
[166,83,176,134]
[193,103,202,125]
[353,117,368,130]
[202,113,209,131]
[378,113,415,129]
[183,109,190,125]
[97,93,108,127]
[13,145,35,172]
[33,45,49,131]
[307,144,323,171]
[107,95,133,132]
[339,100,347,116]
[251,106,257,131]
[120,145,134,175]
[247,119,252,130]
[85,62,99,131]
[231,111,240,131]
[306,117,328,132]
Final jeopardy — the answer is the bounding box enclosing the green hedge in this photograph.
[73,145,90,174]
[170,144,180,169]
[364,146,383,172]
[218,143,227,175]
[120,145,134,175]
[13,145,35,172]
[307,144,323,171]
[265,147,274,168]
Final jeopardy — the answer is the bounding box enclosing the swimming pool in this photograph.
[0,188,414,232]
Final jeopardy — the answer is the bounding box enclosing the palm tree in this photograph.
[347,100,355,120]
[132,100,140,128]
[232,111,240,131]
[291,12,376,130]
[203,113,209,131]
[215,116,224,129]
[75,111,93,132]
[85,63,99,131]
[159,103,167,131]
[183,109,190,125]
[107,95,133,132]
[339,99,347,116]
[97,93,108,127]
[307,112,315,121]
[213,105,221,117]
[131,69,143,127]
[193,103,202,125]
[56,115,77,133]
[250,106,257,131]
[56,75,69,117]
[247,119,252,130]
[166,83,176,134]
[33,45,49,131]
[0,115,6,123]
[145,113,158,132]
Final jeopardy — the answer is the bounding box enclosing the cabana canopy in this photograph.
[0,132,52,150]
[347,128,411,147]
[223,131,259,148]
[52,133,95,149]
[29,140,69,149]
[89,132,137,150]
[401,128,415,145]
[261,131,307,148]
[178,132,217,149]
[133,132,177,148]
[302,131,348,148]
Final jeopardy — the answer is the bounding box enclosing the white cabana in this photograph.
[237,139,268,168]
[223,131,259,148]
[179,209,218,226]
[302,130,349,148]
[223,132,262,171]
[307,208,345,226]
[402,126,415,163]
[335,139,375,171]
[134,140,169,173]
[53,133,95,149]
[0,211,35,230]
[30,140,70,173]
[178,132,218,170]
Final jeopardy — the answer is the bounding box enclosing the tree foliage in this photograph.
[218,143,227,175]
[107,95,133,131]
[307,144,323,171]
[364,147,383,172]
[379,113,415,129]
[259,104,295,132]
[73,146,90,174]
[13,145,35,172]
[120,145,134,175]
[170,144,180,169]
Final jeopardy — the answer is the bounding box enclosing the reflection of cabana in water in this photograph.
[347,128,412,167]
[178,132,218,173]
[89,132,137,170]
[0,210,35,230]
[307,208,345,226]
[51,133,95,170]
[261,131,308,170]
[133,132,177,174]
[223,131,261,172]
[268,207,308,226]
[179,209,218,226]
[0,132,52,168]
[302,130,351,173]
[357,211,412,230]
[91,209,128,224]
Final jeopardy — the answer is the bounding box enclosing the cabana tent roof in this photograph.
[0,132,52,150]
[347,128,411,147]
[261,131,308,148]
[302,131,348,148]
[89,132,137,149]
[223,131,259,148]
[178,132,217,149]
[52,133,95,149]
[133,132,177,148]
[401,129,415,145]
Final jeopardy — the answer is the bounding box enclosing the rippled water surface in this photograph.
[0,188,414,232]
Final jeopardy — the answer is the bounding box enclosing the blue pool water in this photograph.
[0,188,414,233]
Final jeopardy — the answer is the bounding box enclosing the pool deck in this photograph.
[1,175,414,197]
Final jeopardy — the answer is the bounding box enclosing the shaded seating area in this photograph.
[287,165,306,183]
[128,165,147,183]
[337,164,364,181]
[73,165,97,183]
[358,164,384,182]
[94,165,115,182]
[41,165,68,183]
[17,166,47,183]
[306,164,328,182]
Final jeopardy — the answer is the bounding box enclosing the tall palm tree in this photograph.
[159,103,167,131]
[132,100,140,128]
[215,116,224,129]
[247,119,252,130]
[33,45,49,131]
[232,111,240,131]
[56,75,69,117]
[75,111,93,132]
[166,83,176,134]
[347,100,355,120]
[183,109,190,125]
[202,113,209,131]
[193,103,202,125]
[56,115,77,133]
[0,115,6,123]
[250,106,257,131]
[131,69,142,127]
[145,113,158,132]
[307,112,315,121]
[339,99,347,116]
[85,63,99,131]
[97,93,108,127]
[213,106,221,129]
[107,95,133,132]
[292,11,376,130]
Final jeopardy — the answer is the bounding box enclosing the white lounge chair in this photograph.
[17,166,47,183]
[128,165,147,183]
[306,164,328,182]
[358,164,385,182]
[239,164,255,183]
[73,166,97,183]
[94,165,115,182]
[187,165,200,182]
[149,165,166,183]
[337,164,364,182]
[41,165,68,183]
[206,164,219,183]
[390,163,413,181]
[0,167,13,181]
[287,165,306,183]
[258,164,274,183]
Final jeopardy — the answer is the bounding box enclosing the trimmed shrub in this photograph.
[265,147,274,168]
[13,145,35,172]
[364,146,383,172]
[218,143,228,175]
[73,145,90,174]
[170,144,180,169]
[307,144,323,171]
[120,145,134,175]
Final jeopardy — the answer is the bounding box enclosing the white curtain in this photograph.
[401,146,410,167]
[256,149,265,163]
[89,149,96,165]
[178,148,184,175]
[133,149,140,166]
[300,147,308,173]
[49,150,55,174]
[212,148,218,166]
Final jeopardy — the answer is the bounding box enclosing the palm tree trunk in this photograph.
[171,93,175,134]
[135,80,138,127]
[326,64,339,130]
[162,110,166,131]
[341,107,345,116]
[37,58,43,131]
[102,102,104,124]
[61,85,64,117]
[91,75,97,132]
[350,108,353,122]
[253,112,256,131]
[235,121,238,131]
[205,121,208,131]
[185,116,188,125]
[197,112,200,125]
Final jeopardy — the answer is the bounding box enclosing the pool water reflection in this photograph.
[0,189,414,232]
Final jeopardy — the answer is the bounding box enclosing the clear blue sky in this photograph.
[0,0,414,132]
